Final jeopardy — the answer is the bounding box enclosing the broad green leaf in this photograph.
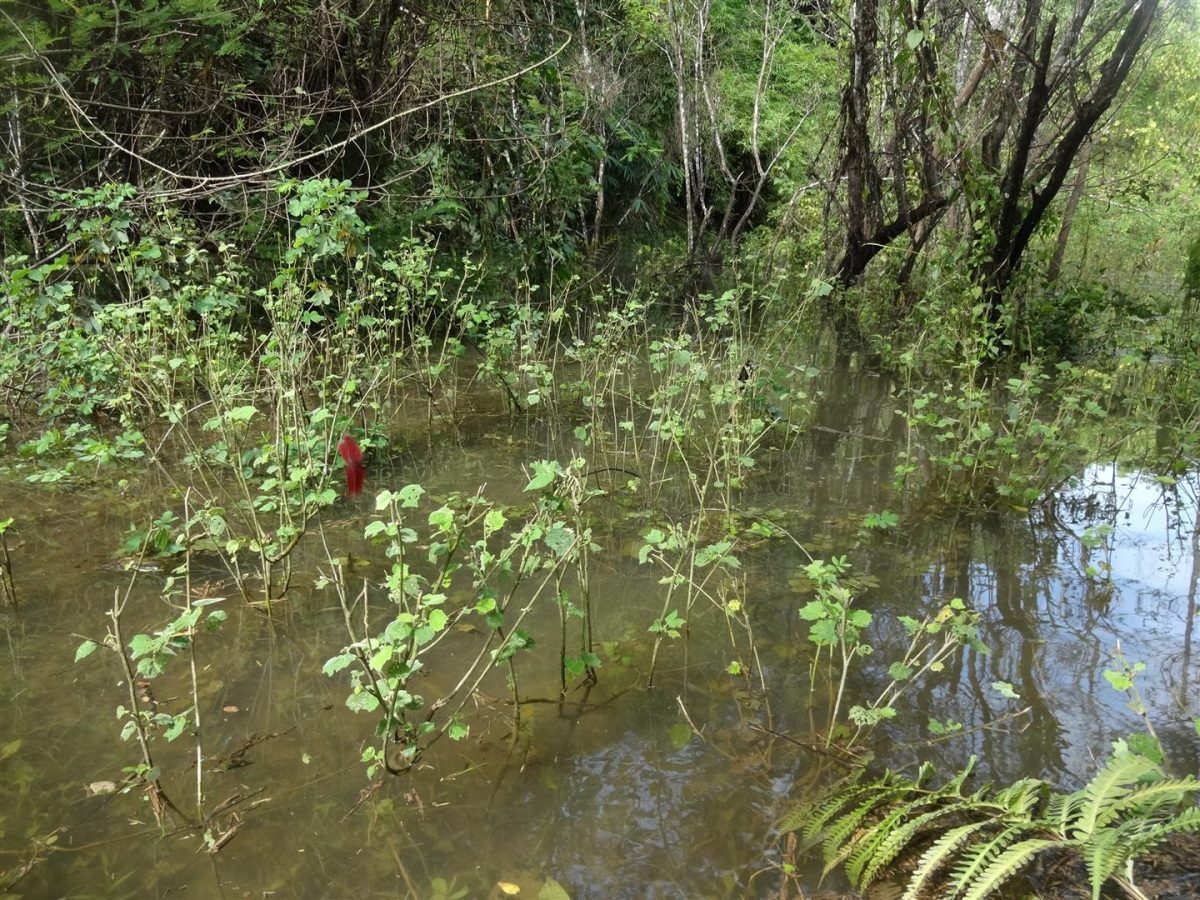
[484,508,506,537]
[397,484,424,507]
[544,523,576,557]
[525,460,559,491]
[323,653,355,676]
[346,691,379,713]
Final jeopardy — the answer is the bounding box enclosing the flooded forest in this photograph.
[2,1,1200,897]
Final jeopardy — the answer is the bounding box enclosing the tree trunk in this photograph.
[1047,140,1091,283]
[982,0,1161,322]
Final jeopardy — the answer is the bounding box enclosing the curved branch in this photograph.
[835,195,952,287]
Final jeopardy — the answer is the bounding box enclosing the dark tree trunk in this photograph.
[982,0,1161,322]
[824,0,1164,346]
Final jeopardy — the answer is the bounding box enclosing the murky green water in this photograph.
[3,369,1197,898]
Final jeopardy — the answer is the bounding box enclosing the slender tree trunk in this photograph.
[838,0,883,285]
[1047,140,1091,282]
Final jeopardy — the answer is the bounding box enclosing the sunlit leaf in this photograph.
[991,681,1020,699]
[346,691,379,713]
[397,484,424,507]
[1104,669,1134,691]
[484,509,506,537]
[525,460,559,491]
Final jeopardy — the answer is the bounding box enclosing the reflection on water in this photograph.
[2,380,1198,897]
[1039,464,1200,778]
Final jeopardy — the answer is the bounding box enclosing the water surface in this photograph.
[2,372,1197,898]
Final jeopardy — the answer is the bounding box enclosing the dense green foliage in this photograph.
[4,0,1194,342]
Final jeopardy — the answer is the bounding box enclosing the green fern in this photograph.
[820,790,897,875]
[960,836,1061,900]
[945,823,1035,897]
[901,820,1006,900]
[855,802,969,887]
[775,770,875,843]
[782,749,1200,899]
[847,763,985,887]
[1072,752,1159,839]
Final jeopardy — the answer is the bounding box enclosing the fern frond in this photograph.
[854,802,973,889]
[1083,824,1124,899]
[900,820,998,900]
[788,751,1196,900]
[1099,776,1200,826]
[775,771,866,838]
[1087,803,1200,893]
[820,780,930,873]
[1046,788,1084,834]
[991,777,1048,820]
[806,778,904,846]
[912,759,940,789]
[850,792,955,886]
[1120,802,1200,852]
[775,793,834,840]
[845,761,987,889]
[1072,754,1160,839]
[961,836,1060,900]
[941,756,979,794]
[820,791,900,874]
[945,823,1034,897]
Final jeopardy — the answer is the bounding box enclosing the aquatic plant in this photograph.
[787,550,987,749]
[74,530,230,827]
[321,459,597,777]
[893,358,1111,508]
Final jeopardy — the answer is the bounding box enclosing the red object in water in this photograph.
[337,434,365,498]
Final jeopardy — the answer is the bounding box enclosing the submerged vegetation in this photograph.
[2,0,1200,896]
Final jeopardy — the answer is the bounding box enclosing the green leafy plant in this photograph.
[780,748,1200,900]
[796,555,871,737]
[322,462,593,778]
[861,509,899,530]
[893,359,1110,508]
[73,525,229,825]
[792,553,986,749]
